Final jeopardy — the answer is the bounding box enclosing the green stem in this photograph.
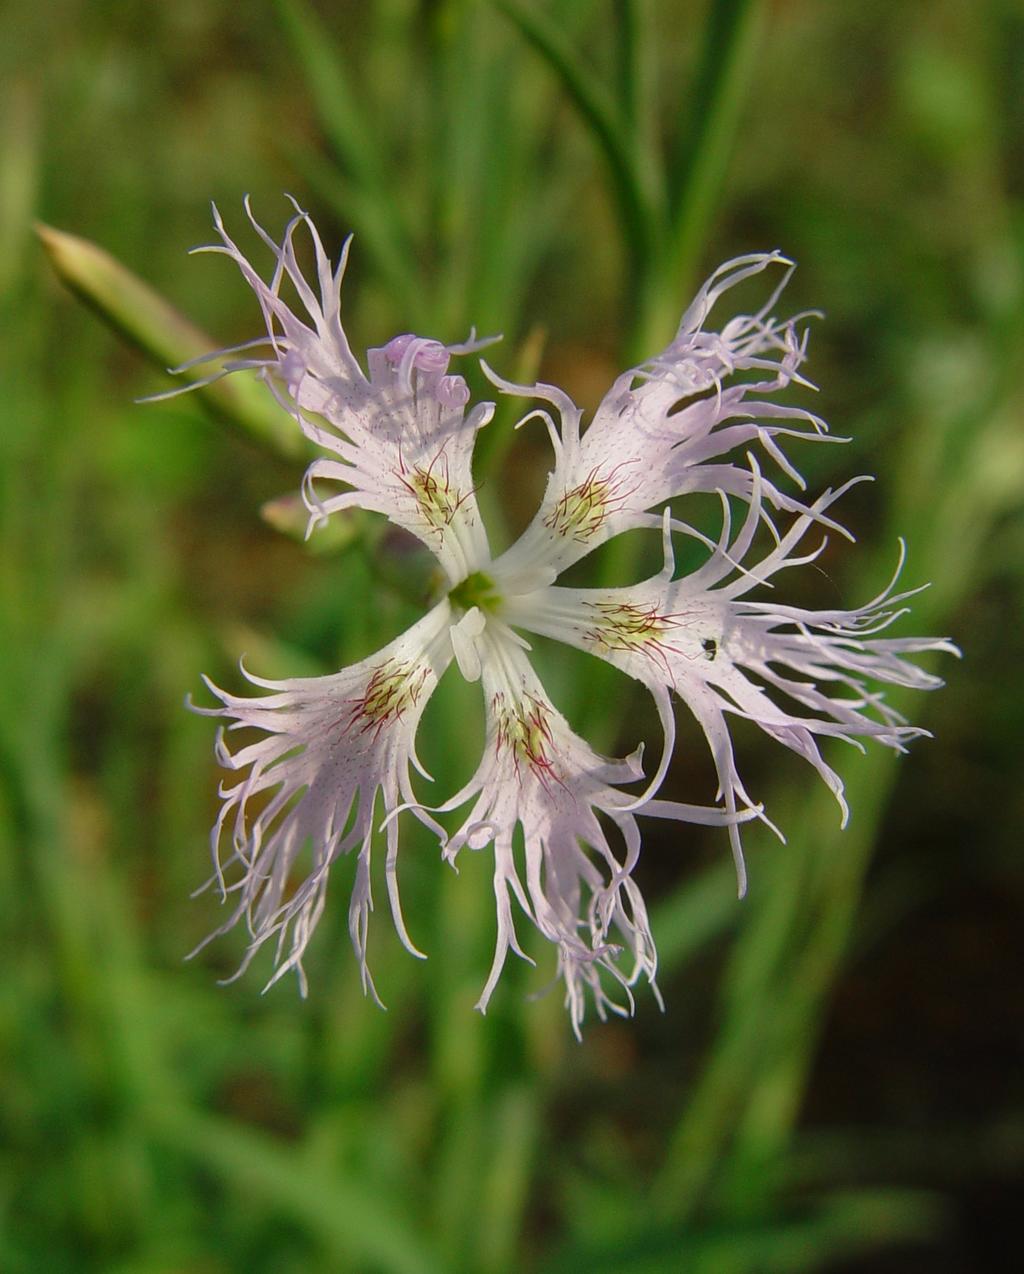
[495,0,660,282]
[632,0,765,358]
[614,0,645,129]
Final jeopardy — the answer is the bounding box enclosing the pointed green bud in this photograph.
[35,223,305,460]
[260,492,362,553]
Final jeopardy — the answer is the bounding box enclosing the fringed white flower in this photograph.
[182,202,956,1033]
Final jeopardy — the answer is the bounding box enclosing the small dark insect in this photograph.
[701,637,718,661]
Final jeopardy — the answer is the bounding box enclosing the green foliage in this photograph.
[3,1,1022,1271]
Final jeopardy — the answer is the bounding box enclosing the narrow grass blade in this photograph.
[495,0,658,266]
[475,1084,539,1274]
[274,0,418,297]
[650,857,738,975]
[613,0,645,130]
[149,1104,442,1274]
[541,1187,944,1274]
[629,0,764,354]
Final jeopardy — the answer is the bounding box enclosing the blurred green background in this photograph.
[2,1,1022,1271]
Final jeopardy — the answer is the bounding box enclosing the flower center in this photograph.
[448,569,500,614]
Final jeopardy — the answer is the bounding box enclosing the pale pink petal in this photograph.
[421,629,746,1037]
[186,201,498,582]
[504,470,957,893]
[190,601,455,1001]
[488,253,838,579]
